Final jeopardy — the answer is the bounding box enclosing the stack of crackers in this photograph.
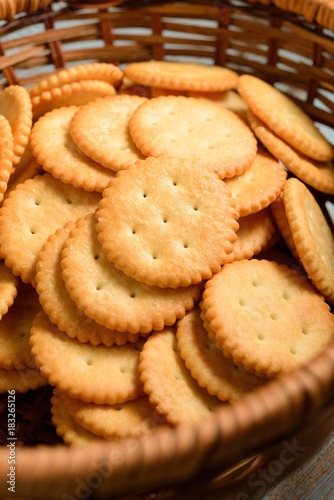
[0,61,333,445]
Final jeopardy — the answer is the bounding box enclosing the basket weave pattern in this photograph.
[0,0,333,498]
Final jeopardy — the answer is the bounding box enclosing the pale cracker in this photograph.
[70,95,147,172]
[124,61,238,92]
[32,80,116,121]
[224,151,287,216]
[30,106,116,192]
[247,109,334,194]
[36,223,140,346]
[238,74,334,161]
[0,174,100,286]
[30,311,145,404]
[0,85,32,165]
[61,213,200,333]
[129,96,257,179]
[95,157,239,288]
[58,391,165,439]
[203,259,334,378]
[283,177,334,303]
[0,283,42,370]
[176,307,264,402]
[4,157,43,199]
[139,327,222,425]
[0,367,48,393]
[226,208,277,263]
[29,62,123,98]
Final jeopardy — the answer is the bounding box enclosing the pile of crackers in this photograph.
[0,61,333,444]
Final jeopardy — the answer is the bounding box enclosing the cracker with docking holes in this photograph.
[176,307,265,402]
[58,391,166,439]
[0,366,48,393]
[124,61,238,92]
[29,62,123,98]
[32,80,116,121]
[203,259,334,378]
[129,96,257,179]
[0,260,18,321]
[0,283,42,370]
[226,208,277,263]
[95,157,239,288]
[139,327,222,425]
[238,74,334,161]
[61,214,200,333]
[36,223,141,346]
[283,178,334,303]
[224,151,287,216]
[51,389,103,445]
[30,106,116,192]
[0,115,14,203]
[0,174,100,286]
[0,85,32,166]
[247,109,334,194]
[30,311,145,404]
[70,95,147,172]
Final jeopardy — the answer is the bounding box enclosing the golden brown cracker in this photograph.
[0,174,100,286]
[139,327,222,425]
[203,259,334,378]
[95,157,239,288]
[30,311,145,404]
[61,214,200,333]
[30,106,116,192]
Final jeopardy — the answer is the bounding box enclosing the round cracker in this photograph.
[124,61,238,92]
[0,261,18,321]
[283,178,334,303]
[0,115,14,203]
[224,151,287,216]
[238,74,334,161]
[226,208,277,263]
[0,174,100,286]
[0,283,42,370]
[0,85,32,165]
[188,89,248,122]
[30,311,145,404]
[30,106,115,192]
[51,389,102,445]
[270,193,300,261]
[139,327,222,425]
[61,213,200,333]
[247,109,334,194]
[0,366,48,393]
[70,95,147,172]
[203,259,334,378]
[129,96,257,179]
[36,223,140,346]
[32,80,116,121]
[58,392,164,439]
[5,156,43,199]
[29,62,123,98]
[95,157,239,288]
[176,307,264,401]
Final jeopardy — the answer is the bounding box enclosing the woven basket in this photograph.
[0,0,334,498]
